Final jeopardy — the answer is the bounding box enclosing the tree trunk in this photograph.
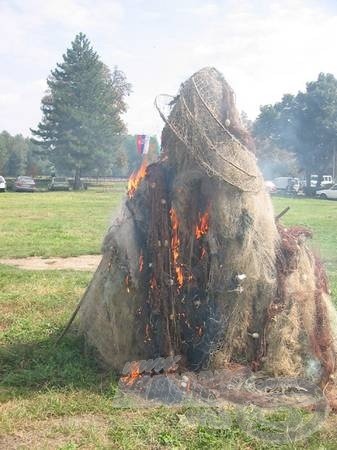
[74,166,81,191]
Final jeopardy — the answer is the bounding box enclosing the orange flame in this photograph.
[195,210,209,240]
[170,208,184,288]
[121,362,141,386]
[127,160,147,198]
[176,269,184,289]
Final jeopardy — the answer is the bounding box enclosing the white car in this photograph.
[316,184,337,200]
[0,175,6,192]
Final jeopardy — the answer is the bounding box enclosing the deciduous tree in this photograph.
[254,73,337,189]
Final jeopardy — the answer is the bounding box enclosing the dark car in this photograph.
[48,177,71,191]
[14,176,36,192]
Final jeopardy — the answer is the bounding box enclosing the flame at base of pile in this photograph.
[114,360,329,444]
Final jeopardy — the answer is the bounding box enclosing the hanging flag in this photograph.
[136,135,150,155]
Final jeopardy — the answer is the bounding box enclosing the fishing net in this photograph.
[155,67,262,192]
[77,67,337,404]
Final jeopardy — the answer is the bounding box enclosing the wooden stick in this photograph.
[55,257,105,345]
[54,279,93,345]
[275,206,290,221]
[56,258,106,345]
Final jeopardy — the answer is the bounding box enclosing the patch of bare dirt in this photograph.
[0,255,101,271]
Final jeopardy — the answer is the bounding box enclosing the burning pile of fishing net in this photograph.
[78,67,337,392]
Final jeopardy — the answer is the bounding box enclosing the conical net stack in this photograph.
[78,67,337,393]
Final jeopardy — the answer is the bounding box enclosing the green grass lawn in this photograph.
[0,188,125,258]
[273,196,337,300]
[0,191,337,449]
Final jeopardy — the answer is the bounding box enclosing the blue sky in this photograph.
[1,0,337,137]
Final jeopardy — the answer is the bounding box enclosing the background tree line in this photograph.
[0,132,51,177]
[2,32,336,190]
[0,131,159,178]
[254,73,337,188]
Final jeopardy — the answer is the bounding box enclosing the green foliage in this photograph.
[31,33,131,182]
[0,131,11,172]
[254,73,337,183]
[0,131,50,176]
[1,132,27,176]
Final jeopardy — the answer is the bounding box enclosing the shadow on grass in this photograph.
[0,329,118,401]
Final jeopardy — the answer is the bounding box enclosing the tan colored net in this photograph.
[155,67,262,192]
[77,67,337,393]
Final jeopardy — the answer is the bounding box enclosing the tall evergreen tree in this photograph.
[31,32,131,188]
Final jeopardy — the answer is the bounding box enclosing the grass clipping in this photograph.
[78,67,337,386]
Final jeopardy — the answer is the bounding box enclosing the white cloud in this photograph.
[141,0,337,123]
[39,0,124,30]
[180,3,219,17]
[0,0,124,58]
[126,0,337,135]
[0,77,48,135]
[7,0,124,30]
[0,92,20,108]
[1,0,337,138]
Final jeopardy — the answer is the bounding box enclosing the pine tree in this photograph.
[31,33,131,188]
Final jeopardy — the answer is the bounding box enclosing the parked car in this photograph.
[0,175,6,192]
[273,177,300,194]
[14,176,36,192]
[48,177,70,191]
[310,174,333,188]
[316,184,337,200]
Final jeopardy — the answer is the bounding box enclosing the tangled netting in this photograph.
[114,366,329,444]
[155,67,262,192]
[78,67,337,402]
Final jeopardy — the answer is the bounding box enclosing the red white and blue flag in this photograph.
[136,135,150,155]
